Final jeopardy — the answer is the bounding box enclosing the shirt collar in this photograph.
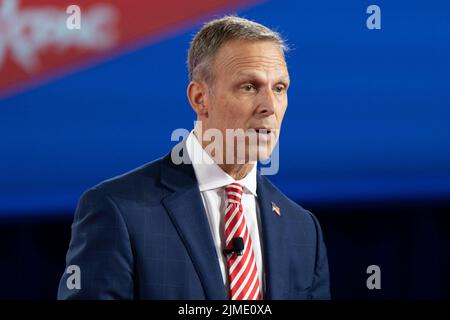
[186,130,257,196]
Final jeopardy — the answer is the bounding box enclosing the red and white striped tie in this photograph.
[224,183,262,300]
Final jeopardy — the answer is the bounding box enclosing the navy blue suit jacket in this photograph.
[57,146,330,300]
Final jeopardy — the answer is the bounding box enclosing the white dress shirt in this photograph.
[185,131,265,294]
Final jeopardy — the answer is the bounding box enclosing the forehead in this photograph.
[212,40,288,78]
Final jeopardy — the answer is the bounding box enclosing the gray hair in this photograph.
[187,15,288,84]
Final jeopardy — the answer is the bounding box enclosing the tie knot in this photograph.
[225,183,244,203]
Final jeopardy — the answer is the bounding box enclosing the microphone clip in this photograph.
[223,237,244,256]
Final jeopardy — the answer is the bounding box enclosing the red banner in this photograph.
[0,0,261,97]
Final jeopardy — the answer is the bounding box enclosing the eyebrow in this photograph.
[234,71,290,83]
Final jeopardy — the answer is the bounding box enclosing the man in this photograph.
[58,16,330,300]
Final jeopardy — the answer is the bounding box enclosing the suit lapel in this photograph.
[160,150,227,300]
[257,173,289,299]
[158,141,291,300]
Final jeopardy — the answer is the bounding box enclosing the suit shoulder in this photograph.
[258,174,318,222]
[258,174,325,245]
[84,154,168,203]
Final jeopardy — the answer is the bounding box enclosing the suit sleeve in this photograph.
[308,212,331,300]
[57,188,134,299]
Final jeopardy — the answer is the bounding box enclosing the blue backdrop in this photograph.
[1,0,449,215]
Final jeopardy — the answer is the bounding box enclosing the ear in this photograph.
[187,81,209,118]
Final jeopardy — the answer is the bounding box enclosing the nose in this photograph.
[255,87,276,118]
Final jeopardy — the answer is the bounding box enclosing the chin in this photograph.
[244,144,273,162]
[257,146,274,161]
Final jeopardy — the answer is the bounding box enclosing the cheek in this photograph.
[279,107,287,120]
[276,103,287,125]
[214,95,251,126]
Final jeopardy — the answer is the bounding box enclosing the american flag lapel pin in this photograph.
[271,202,281,216]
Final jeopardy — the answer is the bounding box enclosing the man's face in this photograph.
[202,40,290,163]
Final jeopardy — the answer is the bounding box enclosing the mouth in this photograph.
[252,128,274,134]
[247,128,276,144]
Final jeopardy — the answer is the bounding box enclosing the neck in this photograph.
[193,129,254,180]
[218,163,254,180]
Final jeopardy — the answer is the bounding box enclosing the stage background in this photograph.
[1,0,449,299]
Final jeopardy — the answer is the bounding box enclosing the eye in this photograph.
[274,84,287,94]
[241,83,257,92]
